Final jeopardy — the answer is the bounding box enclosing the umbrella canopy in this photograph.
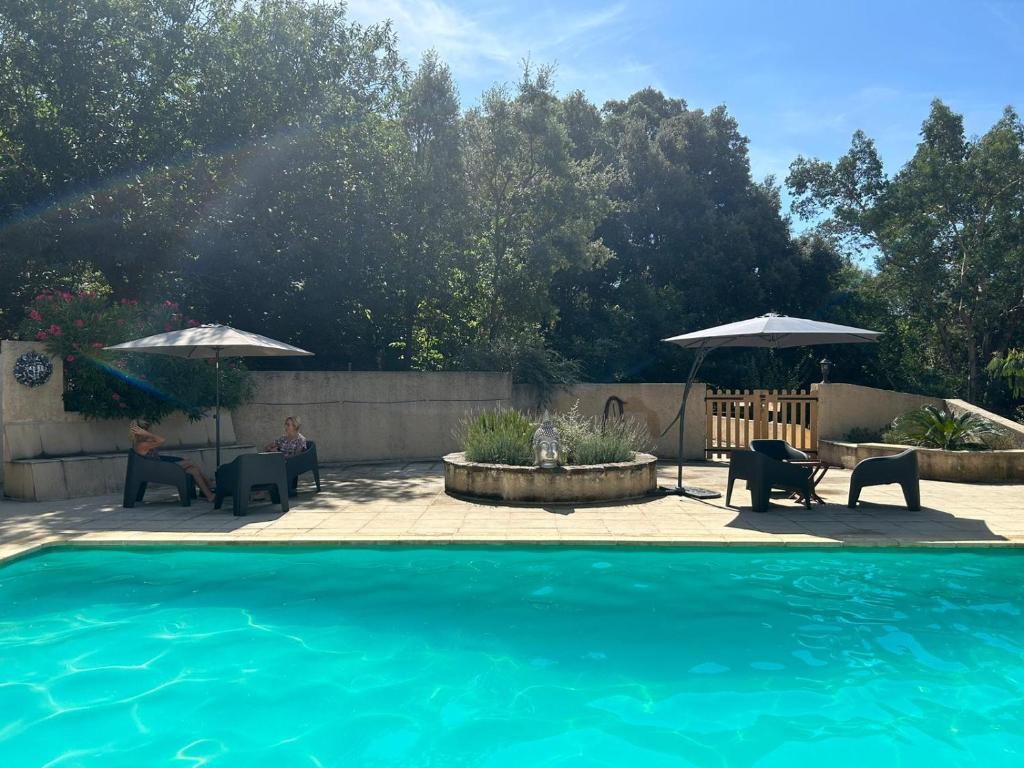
[106,324,313,467]
[664,313,881,350]
[105,324,313,359]
[661,313,882,498]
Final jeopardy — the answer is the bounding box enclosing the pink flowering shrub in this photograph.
[20,291,252,421]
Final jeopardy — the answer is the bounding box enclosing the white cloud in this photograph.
[345,0,640,98]
[347,0,514,71]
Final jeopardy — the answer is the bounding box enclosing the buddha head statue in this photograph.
[533,412,561,469]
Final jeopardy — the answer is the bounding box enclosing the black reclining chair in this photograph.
[214,453,289,517]
[848,448,921,510]
[750,439,810,463]
[726,449,813,514]
[123,450,195,508]
[286,440,321,497]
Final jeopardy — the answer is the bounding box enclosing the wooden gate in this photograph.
[705,389,818,458]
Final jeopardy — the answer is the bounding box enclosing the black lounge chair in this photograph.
[123,450,195,508]
[286,440,321,497]
[214,453,289,517]
[848,449,920,511]
[750,439,810,463]
[726,449,813,514]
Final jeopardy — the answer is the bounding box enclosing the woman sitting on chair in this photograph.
[263,416,307,458]
[131,421,215,501]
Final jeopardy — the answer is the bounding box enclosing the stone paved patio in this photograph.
[1,461,1022,564]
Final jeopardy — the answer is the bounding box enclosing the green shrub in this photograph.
[460,404,655,466]
[987,350,1024,398]
[461,409,535,465]
[19,291,253,422]
[554,401,653,465]
[880,426,912,446]
[456,332,580,408]
[885,405,1005,451]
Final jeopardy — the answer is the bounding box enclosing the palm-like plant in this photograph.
[988,350,1024,398]
[885,405,1004,451]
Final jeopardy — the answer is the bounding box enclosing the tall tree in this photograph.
[0,0,408,369]
[461,66,612,345]
[551,89,844,384]
[789,100,1024,401]
[391,51,466,369]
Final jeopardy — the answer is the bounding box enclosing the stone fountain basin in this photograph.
[442,452,658,503]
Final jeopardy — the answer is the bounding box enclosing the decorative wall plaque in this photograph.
[13,350,53,388]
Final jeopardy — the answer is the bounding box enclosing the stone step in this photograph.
[4,444,256,501]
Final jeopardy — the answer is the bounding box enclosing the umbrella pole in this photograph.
[215,349,221,468]
[664,346,720,499]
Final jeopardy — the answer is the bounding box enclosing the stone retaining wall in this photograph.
[537,383,707,461]
[233,371,514,464]
[819,440,1024,483]
[813,382,945,441]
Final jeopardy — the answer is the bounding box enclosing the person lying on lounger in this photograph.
[131,421,215,502]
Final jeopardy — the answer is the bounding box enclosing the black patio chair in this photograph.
[214,453,289,517]
[726,449,813,514]
[848,449,921,511]
[286,440,321,497]
[750,439,810,463]
[123,450,195,508]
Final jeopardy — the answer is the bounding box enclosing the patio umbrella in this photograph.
[106,324,313,466]
[662,313,881,498]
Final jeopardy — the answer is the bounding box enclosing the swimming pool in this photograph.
[0,546,1021,766]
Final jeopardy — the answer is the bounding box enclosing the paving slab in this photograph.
[1,460,1022,563]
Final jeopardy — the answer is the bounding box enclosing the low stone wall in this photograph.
[535,383,707,461]
[5,444,253,502]
[947,399,1024,448]
[2,339,244,499]
[1,341,236,458]
[814,383,945,441]
[443,452,659,503]
[233,371,513,464]
[819,440,1024,483]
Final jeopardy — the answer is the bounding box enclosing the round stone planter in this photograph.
[442,452,658,503]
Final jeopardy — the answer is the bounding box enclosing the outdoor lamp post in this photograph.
[820,357,833,383]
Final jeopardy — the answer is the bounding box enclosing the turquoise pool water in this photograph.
[0,546,1021,766]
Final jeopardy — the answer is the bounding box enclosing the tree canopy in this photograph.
[789,100,1024,406]
[1,1,1021,413]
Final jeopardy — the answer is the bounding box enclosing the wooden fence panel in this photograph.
[705,388,819,458]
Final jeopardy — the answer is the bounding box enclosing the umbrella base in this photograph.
[658,485,722,500]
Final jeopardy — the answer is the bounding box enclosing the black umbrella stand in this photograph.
[214,347,222,468]
[659,343,721,499]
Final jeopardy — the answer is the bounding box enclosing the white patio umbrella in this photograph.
[662,313,881,498]
[106,324,313,466]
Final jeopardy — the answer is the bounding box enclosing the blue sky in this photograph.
[348,0,1023,214]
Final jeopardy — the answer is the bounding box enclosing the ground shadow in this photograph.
[724,501,1005,543]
